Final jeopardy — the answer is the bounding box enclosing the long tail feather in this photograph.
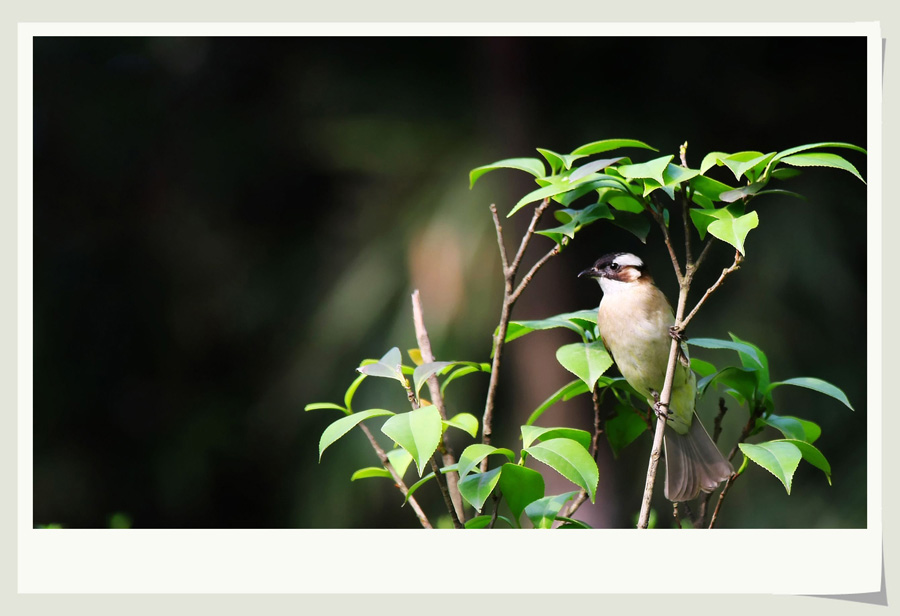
[663,414,733,502]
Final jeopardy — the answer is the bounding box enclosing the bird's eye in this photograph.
[609,262,619,271]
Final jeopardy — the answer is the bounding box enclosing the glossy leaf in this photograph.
[697,366,759,402]
[521,425,591,451]
[536,148,585,174]
[304,402,349,415]
[508,170,602,217]
[537,201,614,244]
[464,514,514,529]
[739,441,802,494]
[719,151,775,182]
[606,404,650,457]
[357,347,405,384]
[618,155,674,185]
[350,467,392,481]
[778,439,832,484]
[699,151,729,174]
[570,138,658,156]
[525,491,579,529]
[440,363,490,396]
[469,157,546,188]
[413,361,453,398]
[763,141,866,178]
[381,405,443,476]
[403,472,436,505]
[498,463,545,525]
[457,444,515,479]
[690,358,718,378]
[689,338,764,368]
[343,373,367,412]
[691,205,759,255]
[778,152,865,183]
[504,309,598,344]
[443,412,479,438]
[524,438,599,503]
[556,341,614,392]
[319,409,395,461]
[662,163,700,186]
[567,157,624,183]
[606,193,645,213]
[525,379,590,426]
[719,182,765,203]
[689,175,736,202]
[762,415,822,444]
[458,466,503,512]
[767,377,854,410]
[387,448,413,477]
[407,348,424,366]
[556,516,592,529]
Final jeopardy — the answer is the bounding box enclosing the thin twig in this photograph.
[713,397,728,444]
[358,423,432,529]
[411,290,465,522]
[681,250,744,330]
[673,503,683,529]
[679,141,693,267]
[481,199,554,466]
[708,472,739,529]
[561,385,605,520]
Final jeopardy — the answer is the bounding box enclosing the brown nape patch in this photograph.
[619,265,644,283]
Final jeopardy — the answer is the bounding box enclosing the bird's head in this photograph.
[578,252,649,293]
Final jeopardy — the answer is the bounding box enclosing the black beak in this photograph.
[578,267,599,279]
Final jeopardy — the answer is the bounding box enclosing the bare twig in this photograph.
[673,503,683,528]
[358,423,432,529]
[411,290,465,522]
[481,199,556,466]
[561,386,605,520]
[712,397,728,444]
[708,472,739,529]
[680,250,744,330]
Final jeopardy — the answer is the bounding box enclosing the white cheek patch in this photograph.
[614,253,644,269]
[599,277,632,295]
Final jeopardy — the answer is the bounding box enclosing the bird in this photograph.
[579,252,733,502]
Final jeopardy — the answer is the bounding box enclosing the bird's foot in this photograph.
[650,390,671,422]
[669,325,688,343]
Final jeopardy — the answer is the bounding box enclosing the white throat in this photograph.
[598,277,635,296]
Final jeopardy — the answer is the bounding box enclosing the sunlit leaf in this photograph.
[525,491,578,529]
[413,361,453,398]
[343,373,367,412]
[521,425,591,451]
[387,447,413,478]
[304,402,349,414]
[689,338,764,367]
[739,441,802,494]
[350,467,392,481]
[689,175,736,203]
[567,157,624,183]
[778,439,832,485]
[457,444,516,479]
[556,341,614,391]
[381,405,443,476]
[570,138,659,156]
[763,141,867,178]
[443,412,479,438]
[440,363,490,396]
[689,205,758,255]
[319,409,395,461]
[778,152,865,183]
[357,347,405,384]
[618,155,674,185]
[767,377,854,410]
[762,415,822,443]
[469,157,546,188]
[458,466,503,512]
[464,514,514,529]
[524,438,599,503]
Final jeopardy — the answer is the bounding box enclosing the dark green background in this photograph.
[33,36,868,528]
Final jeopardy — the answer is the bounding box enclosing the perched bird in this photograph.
[579,252,732,502]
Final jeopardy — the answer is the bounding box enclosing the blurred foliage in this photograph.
[33,36,867,528]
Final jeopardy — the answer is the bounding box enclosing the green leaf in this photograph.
[778,152,865,183]
[764,141,867,178]
[690,358,718,378]
[457,444,516,479]
[350,467,392,481]
[700,151,730,174]
[464,514,514,529]
[570,138,659,156]
[689,338,764,368]
[357,347,405,384]
[697,366,759,402]
[610,210,651,243]
[319,409,395,461]
[689,175,737,203]
[778,439,832,485]
[381,405,443,476]
[606,194,645,213]
[762,415,822,443]
[536,148,585,174]
[767,377,854,410]
[403,472,436,505]
[304,402,350,415]
[556,516,592,529]
[606,404,650,457]
[693,205,759,255]
[719,151,776,182]
[537,201,614,244]
[618,155,674,185]
[525,491,579,529]
[469,157,546,188]
[663,163,700,186]
[567,157,625,183]
[719,182,765,203]
[458,466,503,512]
[521,425,591,451]
[739,441,802,494]
[387,448,413,477]
[443,413,479,438]
[525,379,590,426]
[508,169,604,217]
[440,363,490,396]
[498,463,545,525]
[413,361,453,398]
[524,438,599,503]
[343,373,368,412]
[504,309,598,344]
[556,341,614,391]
